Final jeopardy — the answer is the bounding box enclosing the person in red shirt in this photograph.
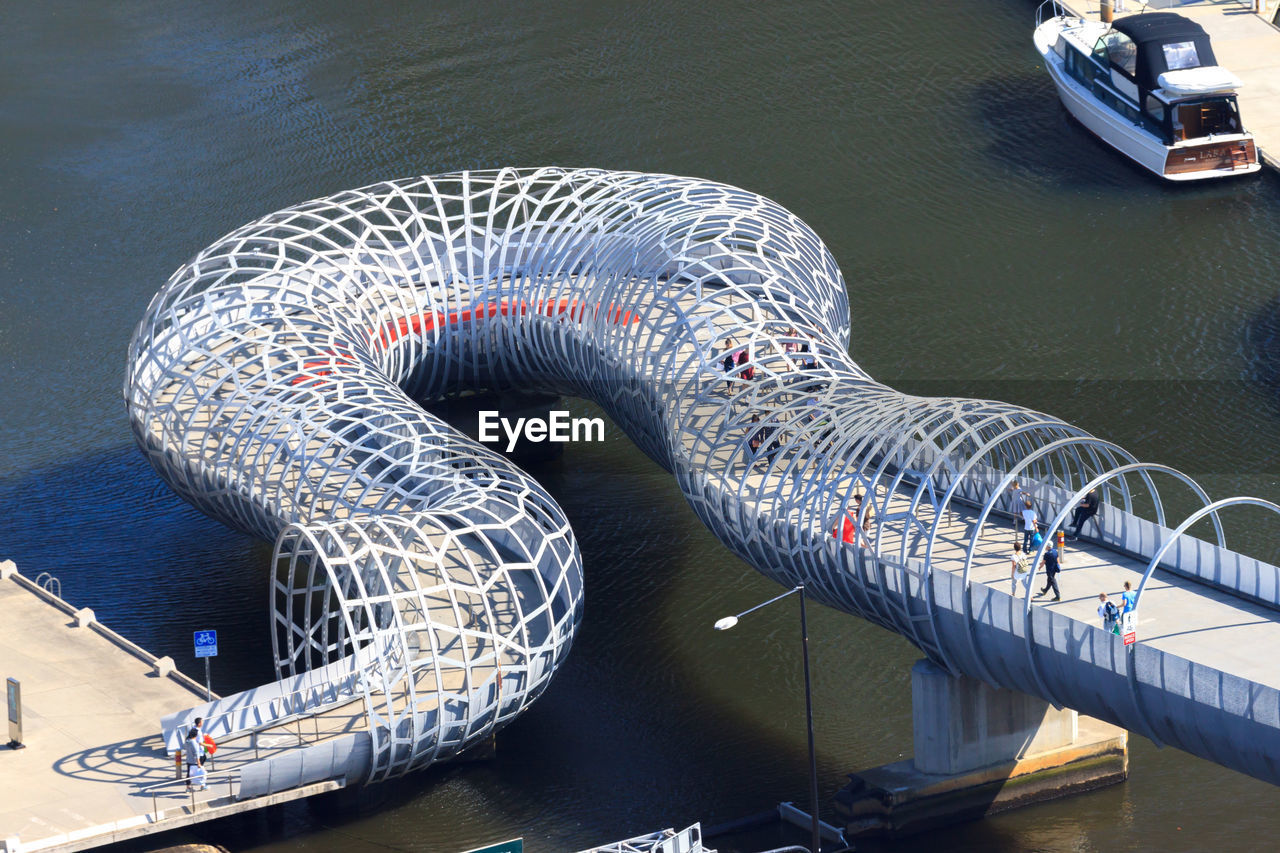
[837,512,858,544]
[833,495,869,545]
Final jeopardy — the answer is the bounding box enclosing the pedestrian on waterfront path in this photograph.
[1020,497,1038,552]
[1120,580,1138,614]
[1097,592,1119,633]
[184,728,206,791]
[1010,540,1031,597]
[1068,488,1100,540]
[1035,544,1062,602]
[736,345,753,381]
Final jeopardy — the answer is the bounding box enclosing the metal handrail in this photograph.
[34,571,61,600]
[1036,1,1068,29]
[177,677,361,753]
[139,766,241,820]
[249,716,318,760]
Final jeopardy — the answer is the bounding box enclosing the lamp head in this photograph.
[714,616,739,631]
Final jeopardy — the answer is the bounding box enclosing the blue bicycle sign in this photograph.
[193,629,218,658]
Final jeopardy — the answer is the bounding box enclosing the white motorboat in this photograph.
[1033,3,1260,181]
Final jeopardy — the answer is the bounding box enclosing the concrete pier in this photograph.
[1059,1,1280,172]
[0,562,346,853]
[835,659,1127,839]
[1,560,210,851]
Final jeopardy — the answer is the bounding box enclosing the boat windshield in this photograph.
[1095,32,1138,76]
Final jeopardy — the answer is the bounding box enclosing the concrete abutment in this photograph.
[835,659,1127,839]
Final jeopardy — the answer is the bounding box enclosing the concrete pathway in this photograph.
[0,565,357,853]
[1058,0,1280,170]
[0,564,213,849]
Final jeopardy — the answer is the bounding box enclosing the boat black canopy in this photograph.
[1112,12,1217,95]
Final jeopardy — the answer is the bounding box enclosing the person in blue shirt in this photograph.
[1120,580,1138,614]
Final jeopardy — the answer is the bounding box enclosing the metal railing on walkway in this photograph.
[138,768,242,821]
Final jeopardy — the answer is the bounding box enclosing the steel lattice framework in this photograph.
[127,168,1280,785]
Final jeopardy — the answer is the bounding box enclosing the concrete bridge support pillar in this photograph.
[912,658,1078,774]
[835,659,1128,839]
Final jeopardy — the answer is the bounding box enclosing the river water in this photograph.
[2,1,1280,850]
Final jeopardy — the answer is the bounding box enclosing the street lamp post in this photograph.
[715,584,821,853]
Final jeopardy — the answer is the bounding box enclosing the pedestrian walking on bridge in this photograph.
[1020,497,1038,552]
[183,728,206,791]
[721,339,737,394]
[1034,544,1062,602]
[1120,580,1138,614]
[1097,592,1119,633]
[1010,540,1032,597]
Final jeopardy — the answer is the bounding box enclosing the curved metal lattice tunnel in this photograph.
[127,168,1280,785]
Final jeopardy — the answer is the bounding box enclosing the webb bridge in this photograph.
[124,168,1280,798]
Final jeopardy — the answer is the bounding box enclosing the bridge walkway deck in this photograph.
[657,277,1280,696]
[731,446,1280,691]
